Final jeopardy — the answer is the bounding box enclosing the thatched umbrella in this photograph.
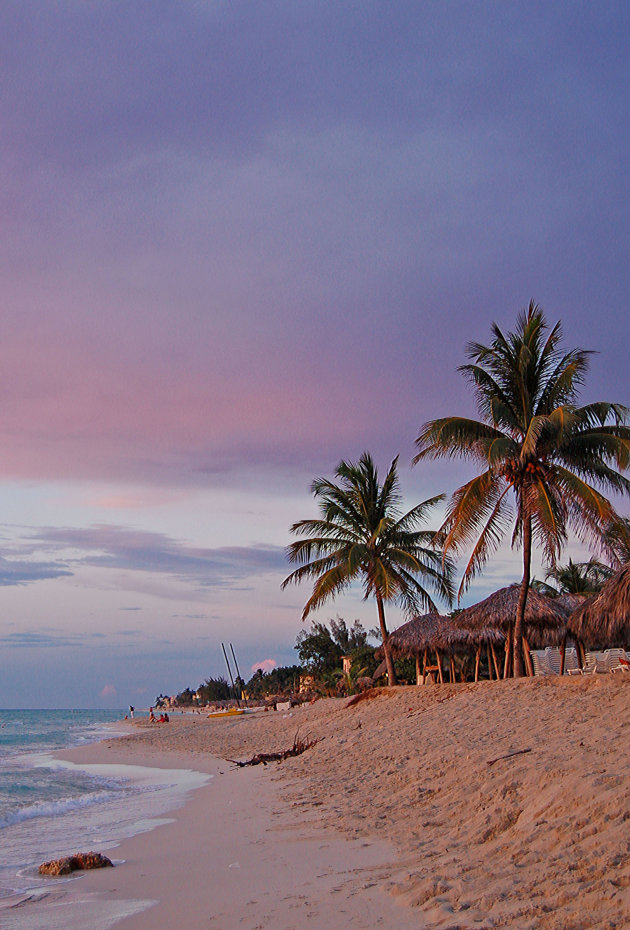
[568,564,630,650]
[555,592,589,613]
[454,585,569,677]
[377,613,503,684]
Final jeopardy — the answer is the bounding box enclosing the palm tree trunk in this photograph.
[376,595,397,685]
[513,513,532,678]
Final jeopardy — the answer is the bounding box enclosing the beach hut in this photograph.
[377,613,502,684]
[567,564,630,652]
[454,585,568,677]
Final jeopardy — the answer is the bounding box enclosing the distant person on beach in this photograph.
[149,707,155,722]
[129,705,134,719]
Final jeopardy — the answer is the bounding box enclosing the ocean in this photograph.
[0,709,210,925]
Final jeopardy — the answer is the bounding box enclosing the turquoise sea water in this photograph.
[0,709,209,912]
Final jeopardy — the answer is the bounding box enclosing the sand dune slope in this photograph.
[119,675,629,929]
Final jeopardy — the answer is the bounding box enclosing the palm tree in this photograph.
[414,302,630,677]
[539,557,613,596]
[281,452,455,685]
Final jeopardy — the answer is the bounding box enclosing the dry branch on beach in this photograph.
[228,732,321,767]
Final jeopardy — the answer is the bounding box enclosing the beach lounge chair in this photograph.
[564,647,581,673]
[531,650,553,676]
[545,647,563,674]
[604,648,630,673]
[582,651,609,674]
[532,647,581,676]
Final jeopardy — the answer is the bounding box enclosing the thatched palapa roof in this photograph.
[378,613,502,660]
[568,564,630,648]
[454,584,568,647]
[555,592,590,614]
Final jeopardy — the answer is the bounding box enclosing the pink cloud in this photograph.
[99,684,117,698]
[0,294,425,487]
[251,658,276,674]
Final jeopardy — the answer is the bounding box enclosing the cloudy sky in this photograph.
[1,1,628,707]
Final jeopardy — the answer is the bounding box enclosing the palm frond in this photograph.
[456,483,512,598]
[441,471,510,556]
[414,417,505,463]
[528,477,567,565]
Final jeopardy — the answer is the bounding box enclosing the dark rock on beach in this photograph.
[39,851,114,875]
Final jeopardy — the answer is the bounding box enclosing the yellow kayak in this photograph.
[207,708,245,719]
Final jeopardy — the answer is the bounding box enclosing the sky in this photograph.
[1,1,628,707]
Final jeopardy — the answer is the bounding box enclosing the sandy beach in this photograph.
[7,675,630,929]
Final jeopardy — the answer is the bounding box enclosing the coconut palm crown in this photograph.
[535,558,613,597]
[414,302,630,677]
[281,452,455,684]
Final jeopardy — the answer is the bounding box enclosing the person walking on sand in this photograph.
[129,705,134,719]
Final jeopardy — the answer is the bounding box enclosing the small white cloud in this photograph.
[100,684,117,698]
[251,658,276,674]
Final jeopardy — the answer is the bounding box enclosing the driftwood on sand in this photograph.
[228,732,321,767]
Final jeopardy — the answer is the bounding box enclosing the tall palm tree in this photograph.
[414,302,630,677]
[281,452,455,685]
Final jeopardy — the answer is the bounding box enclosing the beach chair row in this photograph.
[582,648,630,674]
[531,646,630,676]
[530,647,580,676]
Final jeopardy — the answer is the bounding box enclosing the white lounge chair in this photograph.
[531,646,581,676]
[604,648,630,673]
[531,650,555,675]
[583,651,609,674]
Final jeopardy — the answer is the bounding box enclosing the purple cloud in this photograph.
[0,555,72,586]
[23,524,286,588]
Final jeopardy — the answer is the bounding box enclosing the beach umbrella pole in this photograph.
[522,636,534,677]
[436,649,444,684]
[503,627,513,679]
[490,644,501,680]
